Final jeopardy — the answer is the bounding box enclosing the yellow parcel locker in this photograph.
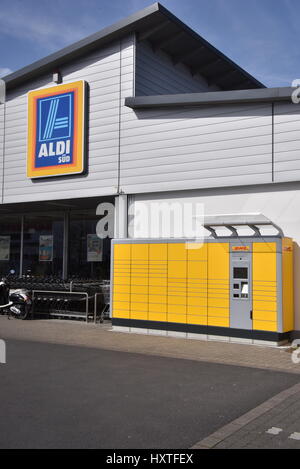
[112,234,294,345]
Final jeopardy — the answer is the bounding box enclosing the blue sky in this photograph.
[0,0,299,87]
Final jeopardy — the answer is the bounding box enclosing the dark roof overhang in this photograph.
[3,3,264,92]
[125,87,293,109]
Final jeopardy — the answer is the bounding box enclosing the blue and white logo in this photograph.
[39,94,72,141]
[35,91,74,168]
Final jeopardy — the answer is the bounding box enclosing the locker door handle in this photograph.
[250,310,253,320]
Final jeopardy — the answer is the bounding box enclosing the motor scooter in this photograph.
[0,270,32,320]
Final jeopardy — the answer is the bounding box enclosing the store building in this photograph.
[1,3,300,342]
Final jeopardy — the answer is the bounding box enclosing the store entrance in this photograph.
[0,196,114,322]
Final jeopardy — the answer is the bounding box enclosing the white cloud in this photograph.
[0,67,12,78]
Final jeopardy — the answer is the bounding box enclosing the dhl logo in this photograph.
[232,246,250,251]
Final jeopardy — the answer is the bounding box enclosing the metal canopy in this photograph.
[125,87,293,109]
[203,214,284,238]
[3,3,264,92]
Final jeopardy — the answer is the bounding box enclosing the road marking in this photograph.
[289,432,300,440]
[266,427,282,435]
[0,339,6,364]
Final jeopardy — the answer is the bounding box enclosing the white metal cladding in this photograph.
[274,102,300,183]
[0,102,4,198]
[135,41,218,96]
[2,35,135,204]
[3,31,300,204]
[120,102,273,194]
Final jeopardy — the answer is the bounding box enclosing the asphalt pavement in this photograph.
[0,338,298,449]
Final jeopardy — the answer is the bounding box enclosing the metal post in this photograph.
[0,80,6,206]
[85,292,89,323]
[115,194,128,238]
[62,212,69,280]
[31,290,35,318]
[19,215,24,278]
[94,292,103,324]
[94,293,98,324]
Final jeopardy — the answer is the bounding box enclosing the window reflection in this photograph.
[0,202,112,281]
[23,213,64,277]
[0,216,21,276]
[69,210,111,281]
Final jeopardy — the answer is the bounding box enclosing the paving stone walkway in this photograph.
[192,382,300,449]
[0,316,300,374]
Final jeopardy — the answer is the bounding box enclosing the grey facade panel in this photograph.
[2,35,135,204]
[2,26,300,204]
[274,102,300,183]
[135,41,217,96]
[0,102,4,200]
[120,102,273,194]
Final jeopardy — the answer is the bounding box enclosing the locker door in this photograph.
[252,242,277,332]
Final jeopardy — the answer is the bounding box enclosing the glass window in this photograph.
[0,215,21,276]
[23,213,64,277]
[69,209,111,281]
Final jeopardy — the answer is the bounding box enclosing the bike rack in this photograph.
[32,290,90,323]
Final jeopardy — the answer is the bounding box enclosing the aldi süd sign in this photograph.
[27,81,86,178]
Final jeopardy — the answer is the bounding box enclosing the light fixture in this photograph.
[53,70,62,84]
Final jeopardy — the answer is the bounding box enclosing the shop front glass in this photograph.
[0,215,21,276]
[23,213,64,277]
[69,209,111,281]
